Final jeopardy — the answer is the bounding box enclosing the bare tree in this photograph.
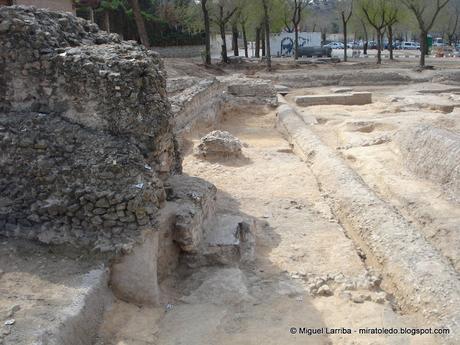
[401,0,451,67]
[129,0,150,48]
[215,3,237,63]
[201,0,212,65]
[292,0,308,60]
[384,4,399,61]
[359,0,388,64]
[240,12,249,57]
[339,0,354,62]
[261,0,272,70]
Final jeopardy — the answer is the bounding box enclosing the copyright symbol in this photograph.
[290,327,297,334]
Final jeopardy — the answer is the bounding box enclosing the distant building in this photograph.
[0,0,76,14]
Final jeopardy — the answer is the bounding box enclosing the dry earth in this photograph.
[96,103,446,345]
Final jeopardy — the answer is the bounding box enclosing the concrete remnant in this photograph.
[295,92,372,107]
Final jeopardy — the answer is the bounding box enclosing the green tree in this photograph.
[401,0,451,67]
[359,0,389,64]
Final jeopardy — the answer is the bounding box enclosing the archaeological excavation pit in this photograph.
[0,5,459,345]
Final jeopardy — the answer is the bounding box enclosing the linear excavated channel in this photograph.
[275,97,460,345]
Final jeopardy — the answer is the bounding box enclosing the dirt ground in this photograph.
[0,239,104,345]
[96,103,445,345]
[285,83,460,272]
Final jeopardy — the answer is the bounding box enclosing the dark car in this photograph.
[297,46,332,58]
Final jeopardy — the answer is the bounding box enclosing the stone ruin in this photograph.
[0,6,258,310]
[0,6,180,253]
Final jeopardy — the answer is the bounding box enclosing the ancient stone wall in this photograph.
[0,6,181,252]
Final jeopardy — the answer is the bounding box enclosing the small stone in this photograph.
[373,292,387,304]
[95,198,110,208]
[90,215,103,225]
[317,285,333,296]
[352,295,365,304]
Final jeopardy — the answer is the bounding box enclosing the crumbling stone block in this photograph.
[195,130,243,158]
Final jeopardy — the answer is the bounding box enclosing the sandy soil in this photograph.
[0,239,103,345]
[96,105,440,345]
[285,84,460,272]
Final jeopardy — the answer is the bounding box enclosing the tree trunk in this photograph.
[388,25,394,60]
[377,30,382,64]
[220,22,228,63]
[261,31,266,57]
[232,22,239,56]
[89,8,94,23]
[343,16,348,62]
[362,21,368,55]
[262,0,271,70]
[419,31,427,67]
[129,0,150,48]
[242,22,248,58]
[103,10,110,33]
[202,0,211,65]
[294,26,299,59]
[255,27,261,58]
[293,3,301,60]
[321,31,326,46]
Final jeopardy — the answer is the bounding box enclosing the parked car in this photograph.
[384,42,401,50]
[367,41,378,49]
[433,37,444,47]
[324,42,344,49]
[297,46,332,58]
[401,41,419,50]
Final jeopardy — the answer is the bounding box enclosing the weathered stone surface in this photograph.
[0,6,181,252]
[165,175,217,253]
[226,77,276,98]
[295,92,372,107]
[182,214,256,267]
[195,130,243,157]
[394,125,460,201]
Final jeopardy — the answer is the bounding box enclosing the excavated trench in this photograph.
[94,78,459,345]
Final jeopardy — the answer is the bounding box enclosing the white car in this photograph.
[324,42,344,49]
[402,42,419,50]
